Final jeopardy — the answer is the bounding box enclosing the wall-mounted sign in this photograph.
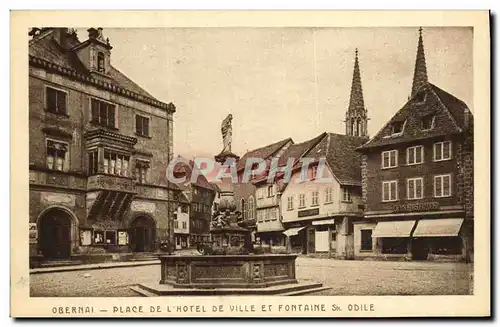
[393,202,440,213]
[118,231,129,245]
[29,223,37,244]
[298,208,320,218]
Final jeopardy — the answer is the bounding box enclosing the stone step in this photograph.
[132,281,327,296]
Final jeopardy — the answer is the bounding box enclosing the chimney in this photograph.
[87,27,98,40]
[52,28,69,49]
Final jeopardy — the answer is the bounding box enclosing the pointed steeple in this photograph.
[345,48,368,137]
[411,27,428,96]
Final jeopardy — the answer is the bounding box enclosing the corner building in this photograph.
[28,28,176,261]
[355,29,474,262]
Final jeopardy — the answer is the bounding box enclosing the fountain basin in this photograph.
[160,254,298,289]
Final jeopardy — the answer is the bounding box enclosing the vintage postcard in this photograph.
[10,10,490,318]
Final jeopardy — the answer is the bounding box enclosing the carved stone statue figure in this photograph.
[221,114,233,153]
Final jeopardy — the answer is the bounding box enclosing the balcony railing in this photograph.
[87,174,136,193]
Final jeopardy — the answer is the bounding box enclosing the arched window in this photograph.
[241,199,246,219]
[356,118,361,136]
[351,118,356,136]
[247,196,255,220]
[97,52,105,73]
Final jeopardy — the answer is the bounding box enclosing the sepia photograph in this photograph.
[10,10,490,318]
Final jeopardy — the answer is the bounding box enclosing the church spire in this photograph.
[411,27,428,96]
[345,48,368,137]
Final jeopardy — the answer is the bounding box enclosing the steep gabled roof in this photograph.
[236,138,293,172]
[302,133,367,186]
[29,29,169,108]
[172,156,214,191]
[358,82,473,151]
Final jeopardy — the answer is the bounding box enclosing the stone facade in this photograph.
[29,28,176,260]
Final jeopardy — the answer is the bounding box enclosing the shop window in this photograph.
[79,229,92,246]
[407,145,424,165]
[104,151,129,177]
[93,231,105,244]
[45,86,67,115]
[135,114,150,137]
[46,139,68,171]
[360,230,372,251]
[381,238,408,254]
[135,160,150,184]
[433,141,452,161]
[429,237,462,255]
[117,231,129,245]
[105,231,116,245]
[91,98,116,128]
[381,150,398,169]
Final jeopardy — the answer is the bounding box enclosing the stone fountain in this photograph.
[131,114,329,296]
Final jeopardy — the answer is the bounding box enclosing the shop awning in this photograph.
[282,226,306,237]
[412,218,464,237]
[312,218,336,226]
[372,220,416,238]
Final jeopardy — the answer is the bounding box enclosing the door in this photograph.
[307,227,315,254]
[130,216,156,252]
[315,229,329,252]
[39,209,71,259]
[411,238,429,260]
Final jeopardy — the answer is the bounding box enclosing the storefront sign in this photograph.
[393,202,440,213]
[29,223,37,244]
[298,208,320,218]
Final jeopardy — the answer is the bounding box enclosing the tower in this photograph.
[411,27,428,96]
[345,48,368,137]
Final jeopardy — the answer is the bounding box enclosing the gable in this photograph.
[359,82,471,150]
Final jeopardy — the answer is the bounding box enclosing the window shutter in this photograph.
[144,117,149,136]
[57,91,66,113]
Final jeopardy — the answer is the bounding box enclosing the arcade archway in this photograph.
[38,208,72,259]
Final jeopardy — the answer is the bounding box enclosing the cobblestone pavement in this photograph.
[30,257,473,297]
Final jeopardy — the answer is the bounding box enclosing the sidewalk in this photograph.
[30,259,160,275]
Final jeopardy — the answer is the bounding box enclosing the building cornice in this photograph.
[29,55,176,113]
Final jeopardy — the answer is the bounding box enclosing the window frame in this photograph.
[46,138,70,172]
[382,180,398,202]
[267,185,274,197]
[90,97,118,129]
[406,145,424,166]
[325,187,333,203]
[391,120,406,136]
[406,177,424,200]
[135,114,151,137]
[342,188,352,202]
[45,85,68,116]
[381,150,398,169]
[287,196,294,211]
[434,174,452,198]
[421,114,435,130]
[311,191,319,206]
[433,141,452,162]
[298,193,306,208]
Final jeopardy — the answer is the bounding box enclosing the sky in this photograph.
[78,27,473,159]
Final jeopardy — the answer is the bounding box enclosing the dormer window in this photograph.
[391,121,405,135]
[422,114,435,130]
[97,52,105,73]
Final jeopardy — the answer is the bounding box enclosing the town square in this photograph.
[26,24,474,297]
